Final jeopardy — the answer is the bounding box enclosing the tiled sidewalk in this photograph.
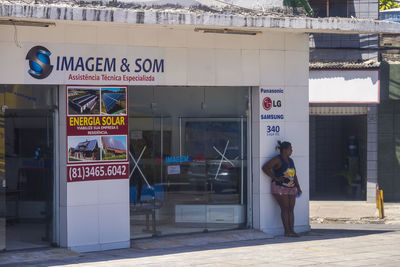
[1,224,400,266]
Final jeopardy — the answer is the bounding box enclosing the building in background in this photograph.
[378,7,400,201]
[308,0,380,202]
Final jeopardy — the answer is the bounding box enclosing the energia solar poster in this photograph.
[66,85,129,182]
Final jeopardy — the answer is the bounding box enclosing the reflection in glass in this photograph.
[129,86,249,238]
[1,85,56,250]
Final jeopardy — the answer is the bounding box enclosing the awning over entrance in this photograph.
[310,106,368,116]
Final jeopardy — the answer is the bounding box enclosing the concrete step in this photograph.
[132,229,272,250]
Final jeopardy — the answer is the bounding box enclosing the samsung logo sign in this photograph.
[261,114,284,120]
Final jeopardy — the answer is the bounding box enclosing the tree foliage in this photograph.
[283,0,314,16]
[380,0,399,11]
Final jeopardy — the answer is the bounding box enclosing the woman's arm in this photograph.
[290,158,302,195]
[262,157,283,181]
[294,175,302,195]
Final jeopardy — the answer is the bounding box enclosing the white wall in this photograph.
[309,70,379,103]
[78,0,284,9]
[0,21,310,250]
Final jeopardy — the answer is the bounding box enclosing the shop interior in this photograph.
[0,85,56,251]
[128,86,250,238]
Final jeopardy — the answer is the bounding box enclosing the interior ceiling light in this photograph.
[194,27,261,35]
[0,19,55,27]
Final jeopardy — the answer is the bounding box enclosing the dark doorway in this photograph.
[310,115,367,200]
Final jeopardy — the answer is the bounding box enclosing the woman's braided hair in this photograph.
[277,141,291,153]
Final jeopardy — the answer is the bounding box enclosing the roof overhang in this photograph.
[1,2,400,34]
[310,61,381,70]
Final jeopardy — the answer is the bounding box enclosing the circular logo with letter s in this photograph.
[26,46,53,79]
[262,97,272,111]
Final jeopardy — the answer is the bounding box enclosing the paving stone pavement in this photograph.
[2,223,400,266]
[310,201,400,224]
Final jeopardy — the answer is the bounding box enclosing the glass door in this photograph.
[0,87,5,251]
[180,117,247,232]
[0,85,56,250]
[129,117,167,238]
[157,117,208,235]
[129,116,248,238]
[130,116,210,238]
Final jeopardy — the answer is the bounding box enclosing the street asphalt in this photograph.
[1,223,400,266]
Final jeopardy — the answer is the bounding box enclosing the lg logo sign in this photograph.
[262,97,281,111]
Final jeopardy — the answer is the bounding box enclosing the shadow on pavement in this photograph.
[3,224,400,267]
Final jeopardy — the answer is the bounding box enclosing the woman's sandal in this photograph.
[288,232,300,237]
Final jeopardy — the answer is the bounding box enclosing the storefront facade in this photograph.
[1,2,399,252]
[0,19,310,251]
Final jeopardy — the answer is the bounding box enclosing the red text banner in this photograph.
[66,85,129,182]
[67,163,129,182]
[67,115,128,136]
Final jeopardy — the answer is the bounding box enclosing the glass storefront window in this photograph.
[0,85,57,250]
[129,86,249,238]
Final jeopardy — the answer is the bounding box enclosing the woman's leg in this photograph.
[273,194,290,235]
[288,194,298,235]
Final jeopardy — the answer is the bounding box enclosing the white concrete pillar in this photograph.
[366,104,378,203]
[59,86,130,252]
[252,33,310,236]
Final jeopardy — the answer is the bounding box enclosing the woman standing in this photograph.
[262,141,302,237]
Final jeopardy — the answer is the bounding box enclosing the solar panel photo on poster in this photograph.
[72,94,97,105]
[103,136,126,151]
[103,93,125,113]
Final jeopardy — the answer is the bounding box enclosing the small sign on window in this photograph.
[167,165,181,175]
